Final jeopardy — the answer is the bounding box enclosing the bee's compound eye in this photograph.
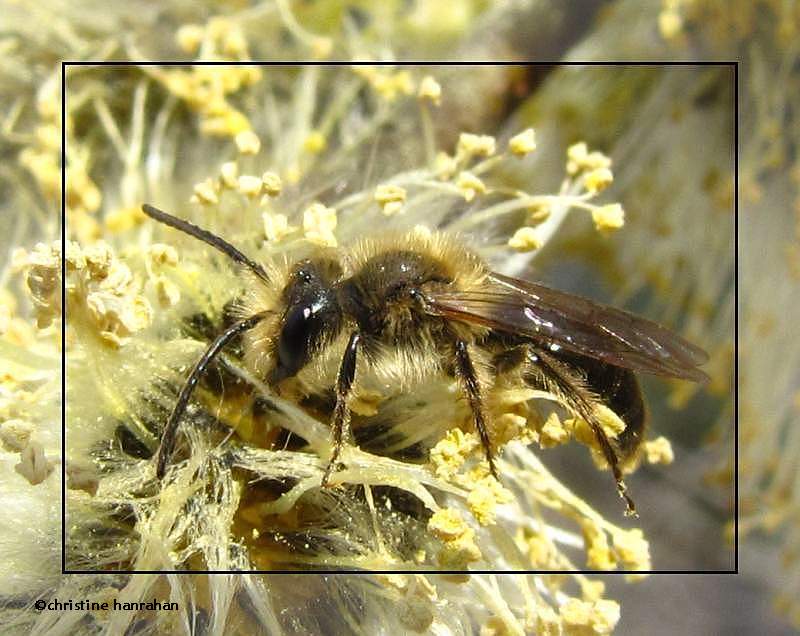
[275,293,342,383]
[277,304,315,374]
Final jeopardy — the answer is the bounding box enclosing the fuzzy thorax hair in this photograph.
[237,226,492,397]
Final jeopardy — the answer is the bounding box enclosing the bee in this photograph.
[141,204,708,516]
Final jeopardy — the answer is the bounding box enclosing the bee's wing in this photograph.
[425,271,709,382]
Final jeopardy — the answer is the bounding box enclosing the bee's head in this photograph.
[269,258,344,384]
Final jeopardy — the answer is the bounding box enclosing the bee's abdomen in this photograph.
[491,338,648,463]
[561,355,647,462]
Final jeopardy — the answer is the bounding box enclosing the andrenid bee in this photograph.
[142,203,708,516]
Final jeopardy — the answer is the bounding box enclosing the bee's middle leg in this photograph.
[321,331,361,486]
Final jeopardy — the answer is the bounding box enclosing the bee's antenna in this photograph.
[155,311,269,480]
[142,204,269,282]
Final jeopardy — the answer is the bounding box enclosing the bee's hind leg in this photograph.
[526,347,638,517]
[452,339,499,480]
